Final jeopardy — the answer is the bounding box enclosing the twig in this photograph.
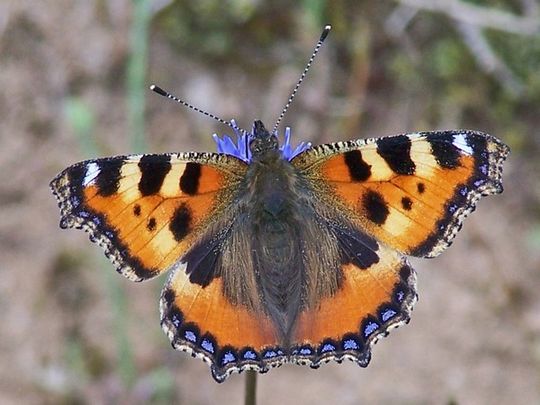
[385,4,418,38]
[519,0,539,16]
[384,5,421,61]
[456,21,524,97]
[394,0,540,36]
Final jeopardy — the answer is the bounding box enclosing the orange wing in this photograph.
[161,264,285,383]
[159,241,416,382]
[50,152,247,281]
[293,131,509,258]
[290,244,416,368]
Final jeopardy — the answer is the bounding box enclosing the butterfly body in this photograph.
[248,162,304,341]
[51,123,509,382]
[202,120,343,341]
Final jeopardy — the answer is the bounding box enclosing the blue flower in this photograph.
[212,120,311,162]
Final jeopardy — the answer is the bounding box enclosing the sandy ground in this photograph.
[1,1,539,404]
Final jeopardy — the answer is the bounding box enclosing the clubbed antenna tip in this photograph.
[150,84,167,97]
[320,25,332,41]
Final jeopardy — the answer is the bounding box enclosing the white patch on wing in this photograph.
[453,133,473,155]
[83,162,100,186]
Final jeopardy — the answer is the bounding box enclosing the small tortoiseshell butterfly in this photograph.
[50,26,509,382]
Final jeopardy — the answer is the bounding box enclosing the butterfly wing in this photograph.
[291,244,416,368]
[293,131,509,258]
[50,152,247,281]
[160,263,285,383]
[52,151,287,382]
[285,130,508,367]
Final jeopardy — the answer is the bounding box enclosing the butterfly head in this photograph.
[249,120,279,158]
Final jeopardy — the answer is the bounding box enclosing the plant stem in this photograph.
[127,0,151,153]
[244,370,257,405]
[65,97,137,388]
[102,258,136,387]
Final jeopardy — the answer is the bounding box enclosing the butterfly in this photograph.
[50,27,510,383]
[50,120,509,381]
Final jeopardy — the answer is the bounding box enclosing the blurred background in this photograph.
[1,0,539,403]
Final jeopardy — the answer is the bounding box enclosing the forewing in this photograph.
[50,152,247,281]
[292,131,509,257]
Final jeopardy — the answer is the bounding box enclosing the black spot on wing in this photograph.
[67,163,86,199]
[133,204,141,216]
[363,190,389,225]
[147,217,156,232]
[95,159,124,196]
[467,132,488,158]
[170,203,192,242]
[376,135,415,175]
[344,150,371,181]
[401,196,412,210]
[417,182,425,194]
[180,162,202,195]
[426,133,460,169]
[465,133,491,182]
[138,155,172,196]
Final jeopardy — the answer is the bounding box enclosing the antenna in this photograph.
[272,25,332,135]
[150,84,249,137]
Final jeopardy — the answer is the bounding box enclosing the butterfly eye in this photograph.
[249,138,263,155]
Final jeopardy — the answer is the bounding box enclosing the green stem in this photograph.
[102,259,136,387]
[127,0,151,153]
[66,98,137,388]
[116,0,151,386]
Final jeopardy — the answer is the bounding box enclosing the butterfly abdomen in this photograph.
[253,217,304,340]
